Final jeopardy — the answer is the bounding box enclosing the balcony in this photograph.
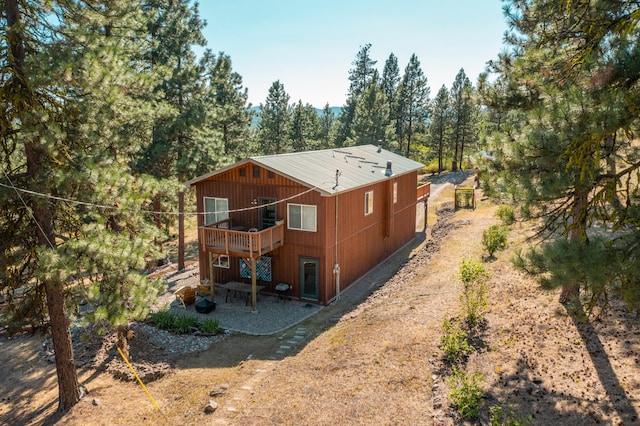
[199,218,285,258]
[417,182,431,201]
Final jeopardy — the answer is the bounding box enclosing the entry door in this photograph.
[300,258,319,301]
[259,197,277,229]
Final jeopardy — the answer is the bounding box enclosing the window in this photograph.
[268,170,275,179]
[253,165,260,178]
[288,203,317,232]
[239,167,246,177]
[213,255,230,269]
[204,197,229,226]
[365,190,374,215]
[393,182,398,204]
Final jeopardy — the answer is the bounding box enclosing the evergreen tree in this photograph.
[290,100,321,152]
[348,83,394,148]
[450,68,477,170]
[136,0,209,181]
[258,80,291,154]
[204,50,252,159]
[397,54,430,157]
[336,44,378,146]
[429,85,451,173]
[1,0,164,410]
[485,0,640,309]
[348,43,378,96]
[319,103,337,149]
[381,53,402,150]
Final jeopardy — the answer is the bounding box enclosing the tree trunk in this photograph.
[116,324,131,360]
[7,0,80,411]
[559,181,589,304]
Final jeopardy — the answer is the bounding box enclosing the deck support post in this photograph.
[249,257,257,313]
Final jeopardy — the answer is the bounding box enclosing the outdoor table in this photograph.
[220,281,264,306]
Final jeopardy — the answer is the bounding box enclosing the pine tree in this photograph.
[204,51,252,159]
[450,68,476,170]
[429,85,451,174]
[1,0,165,410]
[290,100,321,152]
[485,0,640,309]
[381,53,402,150]
[136,0,209,181]
[397,54,430,157]
[348,83,394,148]
[258,80,291,154]
[336,44,378,147]
[318,103,337,149]
[348,43,378,97]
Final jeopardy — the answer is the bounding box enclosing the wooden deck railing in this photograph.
[199,222,285,258]
[417,182,431,201]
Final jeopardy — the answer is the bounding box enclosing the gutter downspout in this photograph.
[334,192,341,300]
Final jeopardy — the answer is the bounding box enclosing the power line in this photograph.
[0,179,333,216]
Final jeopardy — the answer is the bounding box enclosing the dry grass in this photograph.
[2,178,639,425]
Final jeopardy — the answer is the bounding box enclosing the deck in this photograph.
[417,182,431,201]
[199,220,284,258]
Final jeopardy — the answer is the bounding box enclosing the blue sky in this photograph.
[197,1,508,108]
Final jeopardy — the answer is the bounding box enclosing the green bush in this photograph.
[496,204,516,225]
[149,311,199,334]
[458,259,489,284]
[489,404,533,426]
[440,317,472,363]
[171,314,199,334]
[200,317,220,334]
[482,225,508,257]
[150,311,175,330]
[447,367,484,419]
[458,259,489,326]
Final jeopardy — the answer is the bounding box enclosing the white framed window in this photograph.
[213,255,230,269]
[393,182,398,204]
[204,197,229,226]
[365,190,374,216]
[287,203,317,232]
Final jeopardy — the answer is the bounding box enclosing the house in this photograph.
[185,144,429,309]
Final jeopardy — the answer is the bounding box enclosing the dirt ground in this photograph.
[1,171,639,425]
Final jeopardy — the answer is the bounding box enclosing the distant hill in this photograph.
[249,105,342,127]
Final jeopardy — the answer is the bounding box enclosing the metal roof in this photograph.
[186,144,424,196]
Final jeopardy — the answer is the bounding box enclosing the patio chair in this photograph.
[174,286,196,309]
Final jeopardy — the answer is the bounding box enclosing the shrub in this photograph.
[447,367,484,419]
[440,317,472,363]
[171,314,199,334]
[482,225,508,257]
[458,258,489,285]
[458,259,490,326]
[489,404,533,426]
[150,311,174,330]
[200,317,220,334]
[496,204,515,225]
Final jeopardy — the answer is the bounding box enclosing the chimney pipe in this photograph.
[384,161,393,177]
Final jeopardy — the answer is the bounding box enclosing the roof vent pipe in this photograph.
[384,161,393,177]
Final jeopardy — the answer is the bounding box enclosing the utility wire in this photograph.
[0,179,333,216]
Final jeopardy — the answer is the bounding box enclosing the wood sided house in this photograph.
[186,144,430,310]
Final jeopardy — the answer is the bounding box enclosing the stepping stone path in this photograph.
[271,326,307,360]
[212,326,311,422]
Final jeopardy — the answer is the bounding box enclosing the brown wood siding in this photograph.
[321,172,418,302]
[193,162,418,305]
[194,162,329,300]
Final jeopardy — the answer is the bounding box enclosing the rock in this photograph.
[204,400,218,413]
[210,383,230,397]
[433,397,442,409]
[92,398,100,406]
